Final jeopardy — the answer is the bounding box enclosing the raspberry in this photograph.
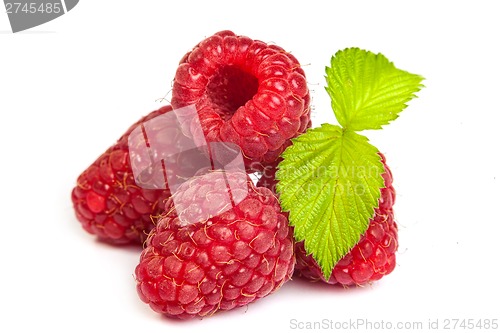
[171,30,311,171]
[257,154,398,286]
[71,106,174,244]
[295,154,398,286]
[135,171,295,319]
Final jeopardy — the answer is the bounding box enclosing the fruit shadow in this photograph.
[288,273,377,295]
[135,296,252,324]
[92,237,145,254]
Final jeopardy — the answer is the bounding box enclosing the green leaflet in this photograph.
[325,48,424,131]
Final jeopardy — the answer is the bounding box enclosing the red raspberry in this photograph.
[296,154,397,286]
[171,30,311,171]
[257,154,398,286]
[71,106,174,244]
[135,171,295,319]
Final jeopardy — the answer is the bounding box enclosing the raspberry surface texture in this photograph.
[294,154,398,286]
[135,171,295,319]
[71,106,174,244]
[171,30,311,171]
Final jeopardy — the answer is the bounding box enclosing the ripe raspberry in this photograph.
[257,154,398,286]
[135,171,295,319]
[71,106,174,244]
[171,30,311,171]
[295,154,398,286]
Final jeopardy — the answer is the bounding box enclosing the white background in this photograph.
[1,1,499,332]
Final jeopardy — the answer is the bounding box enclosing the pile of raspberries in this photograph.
[71,30,398,319]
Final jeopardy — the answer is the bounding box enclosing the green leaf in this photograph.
[325,47,424,131]
[276,124,385,279]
